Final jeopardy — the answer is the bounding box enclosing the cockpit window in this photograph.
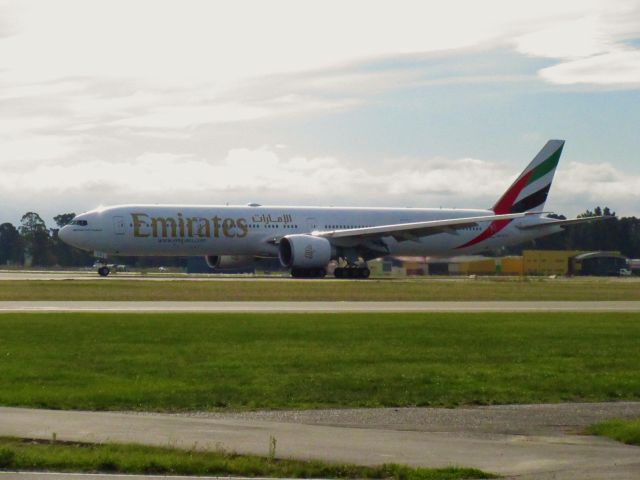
[70,220,88,226]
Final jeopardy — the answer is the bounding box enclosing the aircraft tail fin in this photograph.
[492,140,565,214]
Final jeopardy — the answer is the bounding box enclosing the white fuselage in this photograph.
[60,204,562,258]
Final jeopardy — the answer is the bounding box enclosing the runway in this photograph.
[0,270,290,281]
[1,403,639,479]
[1,300,640,312]
[2,269,640,284]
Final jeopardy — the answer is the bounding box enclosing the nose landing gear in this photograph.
[93,255,111,277]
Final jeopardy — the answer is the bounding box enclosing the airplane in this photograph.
[59,140,608,278]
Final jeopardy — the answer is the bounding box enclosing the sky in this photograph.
[1,0,639,227]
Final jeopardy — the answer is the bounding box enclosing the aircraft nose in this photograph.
[58,225,72,245]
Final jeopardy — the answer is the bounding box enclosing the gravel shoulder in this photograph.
[145,401,640,435]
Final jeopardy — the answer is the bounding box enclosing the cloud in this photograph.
[0,0,19,39]
[0,147,507,201]
[514,15,612,60]
[513,0,640,87]
[0,134,79,166]
[555,161,640,198]
[1,146,638,227]
[538,48,640,86]
[4,0,637,88]
[1,0,638,151]
[1,0,639,225]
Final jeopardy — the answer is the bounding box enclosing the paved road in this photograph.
[1,300,640,312]
[1,404,639,479]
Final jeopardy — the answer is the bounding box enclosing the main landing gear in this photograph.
[97,265,110,277]
[334,266,370,279]
[290,267,327,278]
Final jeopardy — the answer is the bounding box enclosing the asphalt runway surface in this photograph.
[1,300,640,312]
[0,270,288,281]
[3,269,640,283]
[1,403,639,479]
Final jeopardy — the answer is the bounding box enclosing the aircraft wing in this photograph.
[313,212,539,243]
[517,215,615,230]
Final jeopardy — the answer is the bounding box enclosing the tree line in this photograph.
[0,207,639,268]
[0,212,183,268]
[515,207,640,258]
[0,212,93,267]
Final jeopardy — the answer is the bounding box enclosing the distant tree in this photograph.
[577,209,595,219]
[19,212,54,266]
[0,223,23,265]
[53,213,75,228]
[19,212,47,235]
[618,216,640,258]
[511,206,640,258]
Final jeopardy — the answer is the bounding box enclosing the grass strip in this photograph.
[1,312,639,411]
[588,419,640,446]
[0,437,494,479]
[1,277,640,301]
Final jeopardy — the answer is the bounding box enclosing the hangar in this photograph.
[569,251,629,276]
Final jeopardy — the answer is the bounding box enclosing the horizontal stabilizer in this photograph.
[517,215,615,230]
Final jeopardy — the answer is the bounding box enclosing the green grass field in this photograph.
[588,419,640,446]
[1,277,640,300]
[1,312,639,411]
[0,437,492,479]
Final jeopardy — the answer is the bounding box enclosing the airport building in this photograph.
[184,250,631,277]
[384,250,630,277]
[569,251,629,276]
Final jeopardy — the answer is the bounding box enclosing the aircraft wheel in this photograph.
[334,268,344,278]
[361,268,370,278]
[98,266,110,277]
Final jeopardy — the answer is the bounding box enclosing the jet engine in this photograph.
[205,255,255,270]
[278,234,333,268]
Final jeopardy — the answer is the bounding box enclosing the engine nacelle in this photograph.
[278,235,333,268]
[205,255,255,270]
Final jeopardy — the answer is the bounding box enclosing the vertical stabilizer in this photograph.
[493,140,564,214]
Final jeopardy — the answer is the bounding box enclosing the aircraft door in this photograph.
[113,216,125,235]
